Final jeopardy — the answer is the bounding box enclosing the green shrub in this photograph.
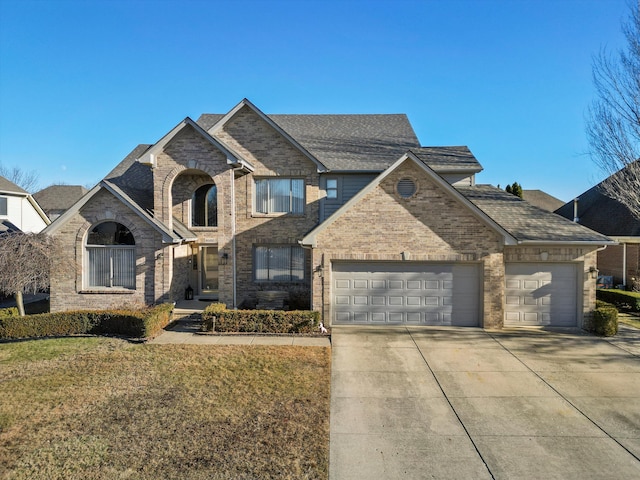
[202,304,320,334]
[597,289,640,312]
[0,307,19,318]
[201,303,227,331]
[0,304,174,340]
[587,303,618,336]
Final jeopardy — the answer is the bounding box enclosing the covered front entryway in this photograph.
[332,262,480,326]
[504,263,578,327]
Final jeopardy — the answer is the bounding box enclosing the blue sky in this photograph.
[0,0,630,202]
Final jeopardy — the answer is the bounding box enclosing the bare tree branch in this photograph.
[0,164,40,193]
[0,232,65,315]
[586,2,640,219]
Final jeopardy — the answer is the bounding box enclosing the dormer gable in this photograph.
[136,117,253,173]
[203,98,329,173]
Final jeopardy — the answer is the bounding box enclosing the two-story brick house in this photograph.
[44,98,612,328]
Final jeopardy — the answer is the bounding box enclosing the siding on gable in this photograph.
[320,173,377,221]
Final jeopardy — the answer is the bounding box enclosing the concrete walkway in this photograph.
[330,326,640,480]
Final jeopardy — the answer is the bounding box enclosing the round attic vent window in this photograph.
[397,178,417,198]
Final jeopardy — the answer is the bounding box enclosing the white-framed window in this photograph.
[254,245,305,282]
[86,222,136,289]
[0,196,7,216]
[255,178,304,214]
[192,183,217,227]
[326,178,338,199]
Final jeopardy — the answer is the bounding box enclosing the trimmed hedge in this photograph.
[597,289,640,312]
[202,303,320,334]
[0,307,19,318]
[587,300,618,336]
[0,303,174,340]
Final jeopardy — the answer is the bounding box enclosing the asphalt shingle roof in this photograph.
[198,113,421,171]
[458,185,612,243]
[104,144,154,212]
[410,147,482,172]
[521,190,565,213]
[555,163,640,237]
[0,176,27,194]
[34,185,89,214]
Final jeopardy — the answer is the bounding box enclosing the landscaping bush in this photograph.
[0,307,19,318]
[587,300,618,336]
[201,303,227,331]
[597,289,640,312]
[202,304,320,334]
[0,303,174,340]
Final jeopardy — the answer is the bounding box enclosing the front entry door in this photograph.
[200,246,219,299]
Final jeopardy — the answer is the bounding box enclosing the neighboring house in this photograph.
[0,176,50,233]
[43,98,612,329]
[34,185,89,221]
[522,190,564,212]
[556,163,640,288]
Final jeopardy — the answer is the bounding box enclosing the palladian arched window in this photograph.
[192,183,217,227]
[86,222,136,289]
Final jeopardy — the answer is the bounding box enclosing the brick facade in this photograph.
[597,243,640,287]
[309,159,505,327]
[47,102,604,330]
[49,189,164,312]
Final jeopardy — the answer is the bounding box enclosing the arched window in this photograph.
[192,184,217,227]
[86,222,136,289]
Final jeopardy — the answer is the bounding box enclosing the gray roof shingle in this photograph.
[410,146,482,172]
[198,113,421,171]
[522,190,565,213]
[555,163,640,237]
[458,185,612,243]
[0,176,27,195]
[34,185,89,214]
[104,144,154,212]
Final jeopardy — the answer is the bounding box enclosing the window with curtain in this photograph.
[86,222,136,289]
[254,245,305,282]
[255,178,304,214]
[192,183,217,227]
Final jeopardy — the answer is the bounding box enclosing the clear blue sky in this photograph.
[0,0,630,202]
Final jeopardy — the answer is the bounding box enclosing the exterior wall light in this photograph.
[220,252,229,265]
[589,266,598,279]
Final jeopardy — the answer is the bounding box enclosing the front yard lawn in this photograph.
[618,312,640,330]
[0,337,330,479]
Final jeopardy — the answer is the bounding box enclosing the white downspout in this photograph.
[623,243,627,288]
[231,168,241,309]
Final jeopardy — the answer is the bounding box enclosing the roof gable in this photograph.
[0,176,28,195]
[204,98,328,172]
[136,117,253,172]
[43,180,186,244]
[302,152,516,247]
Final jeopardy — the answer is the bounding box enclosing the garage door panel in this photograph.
[505,263,577,327]
[332,262,479,326]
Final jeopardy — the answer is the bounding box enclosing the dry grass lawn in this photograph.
[0,337,330,479]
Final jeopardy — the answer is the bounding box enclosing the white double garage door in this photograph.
[332,262,578,327]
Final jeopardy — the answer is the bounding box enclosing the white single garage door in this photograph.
[505,263,578,327]
[332,262,480,326]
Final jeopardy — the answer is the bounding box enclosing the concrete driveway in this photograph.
[330,325,640,479]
